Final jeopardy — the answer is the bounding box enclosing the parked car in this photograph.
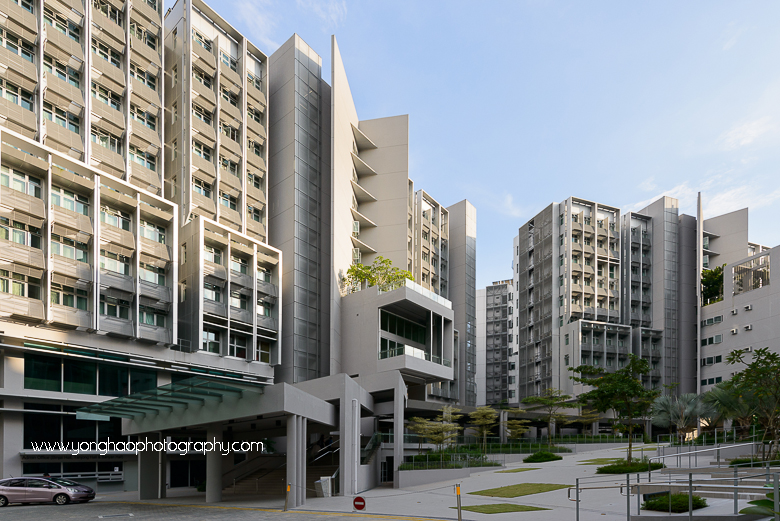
[0,477,95,506]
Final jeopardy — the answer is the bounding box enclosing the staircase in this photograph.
[223,464,339,497]
[632,468,772,501]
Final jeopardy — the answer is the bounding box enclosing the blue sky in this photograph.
[170,0,780,289]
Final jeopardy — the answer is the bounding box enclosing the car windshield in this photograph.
[49,478,80,486]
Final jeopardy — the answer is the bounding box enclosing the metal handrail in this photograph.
[648,441,758,481]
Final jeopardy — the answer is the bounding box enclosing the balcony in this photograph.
[139,280,172,303]
[257,314,277,331]
[138,323,171,344]
[204,260,227,282]
[92,10,125,47]
[91,56,126,92]
[131,0,161,26]
[101,225,136,251]
[99,315,134,337]
[0,293,44,321]
[230,271,253,289]
[230,307,252,324]
[247,82,266,107]
[220,170,242,194]
[192,115,216,141]
[203,299,227,317]
[51,255,93,281]
[246,218,264,237]
[43,119,84,158]
[0,102,36,138]
[90,142,125,176]
[219,206,242,230]
[44,25,84,63]
[1,240,44,268]
[130,38,161,72]
[130,162,161,193]
[1,185,45,219]
[51,306,93,329]
[91,98,125,136]
[130,77,160,109]
[100,269,135,293]
[191,191,216,217]
[191,153,216,182]
[257,280,277,298]
[220,102,242,126]
[43,73,84,116]
[192,79,216,109]
[129,120,161,152]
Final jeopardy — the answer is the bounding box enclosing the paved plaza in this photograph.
[0,445,763,520]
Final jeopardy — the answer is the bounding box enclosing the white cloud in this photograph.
[720,117,775,151]
[501,194,525,218]
[296,0,347,29]
[229,0,281,51]
[638,177,656,192]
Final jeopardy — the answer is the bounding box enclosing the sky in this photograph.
[168,0,780,289]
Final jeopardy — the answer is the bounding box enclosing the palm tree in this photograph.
[651,393,715,444]
[703,382,758,439]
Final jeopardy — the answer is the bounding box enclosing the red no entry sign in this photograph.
[353,496,366,511]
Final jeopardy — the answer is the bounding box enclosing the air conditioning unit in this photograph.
[744,304,753,311]
[731,309,738,315]
[744,346,753,352]
[744,324,753,331]
[731,328,738,335]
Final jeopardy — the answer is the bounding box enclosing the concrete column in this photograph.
[286,414,298,506]
[393,386,404,489]
[159,445,167,499]
[298,415,307,505]
[138,433,160,500]
[338,389,360,497]
[499,410,508,444]
[205,424,223,503]
[591,421,599,436]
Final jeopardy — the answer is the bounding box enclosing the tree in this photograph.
[426,405,463,451]
[469,406,498,454]
[570,354,659,463]
[574,407,602,434]
[651,394,714,444]
[344,256,414,293]
[726,347,780,459]
[701,264,725,305]
[522,388,575,448]
[505,408,531,441]
[702,381,759,438]
[406,417,433,455]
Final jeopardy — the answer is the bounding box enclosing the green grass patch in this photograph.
[523,451,563,463]
[578,458,624,466]
[496,467,540,473]
[642,493,707,513]
[452,503,549,513]
[597,460,665,474]
[469,483,569,498]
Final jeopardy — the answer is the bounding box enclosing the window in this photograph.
[129,22,157,50]
[220,51,237,71]
[1,167,41,198]
[230,291,248,310]
[139,305,166,327]
[422,251,429,262]
[193,177,211,197]
[0,218,42,249]
[44,8,80,42]
[220,87,238,107]
[202,328,220,354]
[229,335,247,358]
[422,231,429,242]
[203,282,221,302]
[257,299,272,316]
[90,128,122,153]
[172,66,177,87]
[247,71,261,89]
[247,206,263,224]
[99,250,130,275]
[91,39,121,68]
[193,104,212,124]
[257,266,271,283]
[0,79,33,111]
[51,283,88,310]
[129,145,157,172]
[24,353,61,391]
[99,295,130,318]
[0,28,35,62]
[43,102,80,134]
[230,256,247,274]
[50,234,89,263]
[564,334,569,345]
[100,206,131,231]
[204,245,222,264]
[130,63,156,90]
[130,105,156,131]
[248,106,263,123]
[192,29,211,51]
[0,269,41,299]
[44,55,80,87]
[139,262,165,285]
[220,192,237,210]
[193,141,212,161]
[255,341,271,363]
[15,0,34,13]
[220,156,239,176]
[248,139,262,157]
[91,82,121,110]
[193,67,212,88]
[220,123,239,142]
[92,0,122,26]
[139,220,165,244]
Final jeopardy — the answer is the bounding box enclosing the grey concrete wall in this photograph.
[704,208,750,268]
[678,214,699,394]
[476,288,487,406]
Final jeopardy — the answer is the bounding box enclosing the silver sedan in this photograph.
[0,477,95,507]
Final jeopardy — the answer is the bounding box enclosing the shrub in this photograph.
[523,451,563,463]
[596,459,665,474]
[642,493,707,513]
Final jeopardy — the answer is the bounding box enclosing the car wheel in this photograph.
[54,494,70,505]
[0,495,7,507]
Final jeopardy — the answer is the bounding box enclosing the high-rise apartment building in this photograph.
[484,280,513,405]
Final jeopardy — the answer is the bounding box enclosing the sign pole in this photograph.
[456,483,462,521]
[284,483,290,511]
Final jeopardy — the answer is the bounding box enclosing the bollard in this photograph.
[456,482,462,521]
[626,474,631,521]
[734,466,739,514]
[636,473,641,516]
[284,483,290,511]
[688,473,693,521]
[575,478,580,521]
